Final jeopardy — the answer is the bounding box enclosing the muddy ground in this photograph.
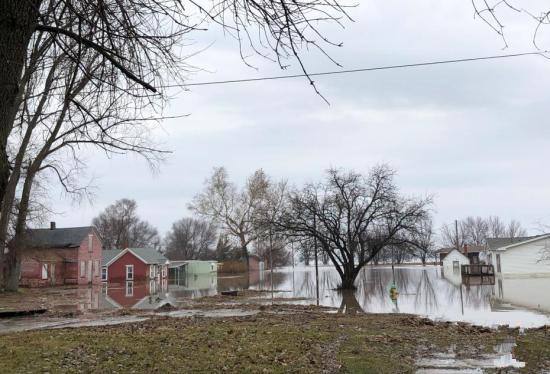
[0,291,549,373]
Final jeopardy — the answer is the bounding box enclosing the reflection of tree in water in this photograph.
[414,270,438,313]
[354,268,417,311]
[338,290,364,314]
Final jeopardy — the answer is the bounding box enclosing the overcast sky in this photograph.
[50,0,550,239]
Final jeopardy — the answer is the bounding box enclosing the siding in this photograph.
[442,250,470,269]
[493,277,550,313]
[76,231,103,285]
[108,251,149,281]
[494,239,550,275]
[20,229,103,287]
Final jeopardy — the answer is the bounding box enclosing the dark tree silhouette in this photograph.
[92,199,160,250]
[275,166,432,289]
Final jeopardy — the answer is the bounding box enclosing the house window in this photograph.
[88,234,93,253]
[487,253,492,265]
[41,264,48,280]
[496,254,502,273]
[126,281,134,296]
[162,266,167,278]
[452,260,459,270]
[126,265,134,280]
[150,265,155,279]
[80,261,86,277]
[101,267,108,281]
[94,260,100,276]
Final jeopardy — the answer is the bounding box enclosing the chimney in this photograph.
[463,244,468,254]
[50,221,56,230]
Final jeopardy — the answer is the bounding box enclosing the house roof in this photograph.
[486,236,540,250]
[487,234,550,251]
[105,247,168,267]
[436,247,454,254]
[102,249,123,266]
[443,248,469,261]
[25,226,97,248]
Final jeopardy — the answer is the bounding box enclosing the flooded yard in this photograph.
[0,266,549,373]
[1,265,549,330]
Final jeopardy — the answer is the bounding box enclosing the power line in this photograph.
[165,50,548,88]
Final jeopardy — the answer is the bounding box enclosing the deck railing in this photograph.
[461,264,495,276]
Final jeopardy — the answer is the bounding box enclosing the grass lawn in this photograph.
[1,307,548,373]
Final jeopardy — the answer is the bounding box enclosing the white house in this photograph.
[442,249,470,271]
[486,235,550,276]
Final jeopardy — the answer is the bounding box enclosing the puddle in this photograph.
[0,315,148,334]
[416,336,525,373]
[157,308,258,318]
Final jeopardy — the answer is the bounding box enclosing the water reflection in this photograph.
[25,265,550,327]
[261,266,550,327]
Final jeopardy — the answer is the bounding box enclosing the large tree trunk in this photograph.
[3,244,21,292]
[338,290,363,314]
[0,0,41,198]
[1,161,37,291]
[0,0,41,290]
[339,270,358,290]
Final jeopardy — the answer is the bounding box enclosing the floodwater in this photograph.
[1,265,549,328]
[260,265,550,328]
[416,336,525,373]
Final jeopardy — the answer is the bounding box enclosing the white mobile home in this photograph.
[486,235,550,276]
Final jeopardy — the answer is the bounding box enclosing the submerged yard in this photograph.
[1,266,550,373]
[0,303,548,373]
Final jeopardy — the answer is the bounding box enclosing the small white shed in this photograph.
[442,249,470,271]
[487,234,550,276]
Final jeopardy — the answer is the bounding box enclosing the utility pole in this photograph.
[269,228,274,302]
[313,213,319,306]
[455,219,460,251]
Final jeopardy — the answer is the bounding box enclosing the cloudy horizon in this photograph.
[47,0,550,240]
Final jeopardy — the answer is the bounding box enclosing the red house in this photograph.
[102,248,169,282]
[20,223,103,287]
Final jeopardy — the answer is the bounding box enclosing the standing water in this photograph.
[1,265,549,328]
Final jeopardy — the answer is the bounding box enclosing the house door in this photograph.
[87,260,92,283]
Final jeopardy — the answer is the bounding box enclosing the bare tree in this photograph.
[487,216,506,238]
[189,167,270,267]
[0,26,168,289]
[0,0,352,214]
[472,1,550,50]
[164,218,217,261]
[462,216,489,246]
[506,219,527,238]
[92,199,160,250]
[254,179,290,269]
[275,166,432,289]
[254,235,290,268]
[439,216,527,249]
[410,218,435,265]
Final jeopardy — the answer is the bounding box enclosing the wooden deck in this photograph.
[461,264,495,276]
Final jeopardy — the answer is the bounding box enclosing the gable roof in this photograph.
[443,248,469,261]
[25,226,98,248]
[105,247,168,267]
[486,236,541,251]
[488,234,550,251]
[102,249,123,266]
